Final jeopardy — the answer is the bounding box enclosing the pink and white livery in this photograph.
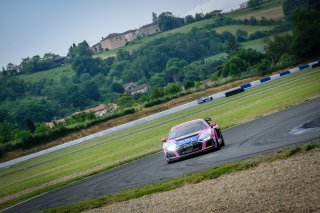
[161,118,224,163]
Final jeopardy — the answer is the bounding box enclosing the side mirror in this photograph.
[210,122,216,127]
[161,137,167,142]
[204,118,212,122]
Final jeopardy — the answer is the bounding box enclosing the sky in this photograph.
[0,0,244,68]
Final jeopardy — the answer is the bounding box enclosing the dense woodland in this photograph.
[0,0,319,155]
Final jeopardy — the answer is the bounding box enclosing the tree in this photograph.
[68,41,92,59]
[185,15,195,24]
[224,33,239,54]
[264,34,293,64]
[248,0,263,8]
[290,8,320,58]
[150,73,166,88]
[5,63,19,76]
[164,83,181,95]
[221,56,249,77]
[309,0,320,10]
[111,82,124,93]
[150,86,164,99]
[183,80,195,90]
[117,95,134,108]
[20,57,33,74]
[116,49,130,61]
[236,29,248,42]
[283,0,309,16]
[195,13,204,21]
[158,12,185,32]
[82,81,100,101]
[152,12,158,23]
[0,121,16,143]
[26,118,36,133]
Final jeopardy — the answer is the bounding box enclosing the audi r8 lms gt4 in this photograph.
[161,118,224,163]
[197,96,213,104]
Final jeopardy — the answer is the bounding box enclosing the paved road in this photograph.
[5,98,320,212]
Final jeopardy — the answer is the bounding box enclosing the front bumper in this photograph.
[165,139,217,161]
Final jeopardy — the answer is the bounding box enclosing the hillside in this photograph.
[17,23,274,83]
[18,64,74,83]
[95,23,275,59]
[95,0,284,59]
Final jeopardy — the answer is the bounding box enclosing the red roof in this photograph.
[84,104,106,113]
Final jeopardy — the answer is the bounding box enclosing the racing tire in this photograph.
[215,130,225,148]
[166,155,172,164]
[220,134,225,147]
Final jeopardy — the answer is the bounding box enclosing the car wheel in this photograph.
[210,97,213,101]
[215,130,225,148]
[166,154,172,164]
[220,134,225,147]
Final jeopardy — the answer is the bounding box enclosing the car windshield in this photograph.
[169,121,206,139]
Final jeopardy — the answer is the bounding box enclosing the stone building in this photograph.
[138,23,160,37]
[94,23,160,53]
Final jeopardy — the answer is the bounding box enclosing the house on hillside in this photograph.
[84,104,107,117]
[93,23,160,53]
[130,84,149,95]
[240,1,248,8]
[138,23,160,36]
[92,42,103,53]
[100,33,127,51]
[124,82,137,93]
[124,83,149,95]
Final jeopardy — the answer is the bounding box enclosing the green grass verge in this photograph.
[1,67,319,209]
[43,141,320,213]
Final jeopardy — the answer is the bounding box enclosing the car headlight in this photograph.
[165,142,178,152]
[198,130,212,142]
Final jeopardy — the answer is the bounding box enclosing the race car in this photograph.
[161,118,224,163]
[197,96,213,104]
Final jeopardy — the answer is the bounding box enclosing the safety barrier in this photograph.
[225,88,245,97]
[238,59,320,91]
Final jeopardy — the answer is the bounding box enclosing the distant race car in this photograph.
[197,96,213,104]
[161,118,224,163]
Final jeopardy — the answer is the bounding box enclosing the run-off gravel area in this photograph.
[87,148,320,213]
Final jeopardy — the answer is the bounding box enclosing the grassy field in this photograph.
[215,25,274,35]
[18,64,75,83]
[205,52,228,62]
[241,37,266,52]
[227,0,285,20]
[1,67,320,209]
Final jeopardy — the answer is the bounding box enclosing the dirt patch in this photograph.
[87,148,320,213]
[0,76,261,162]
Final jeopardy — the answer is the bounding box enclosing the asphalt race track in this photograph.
[5,98,320,212]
